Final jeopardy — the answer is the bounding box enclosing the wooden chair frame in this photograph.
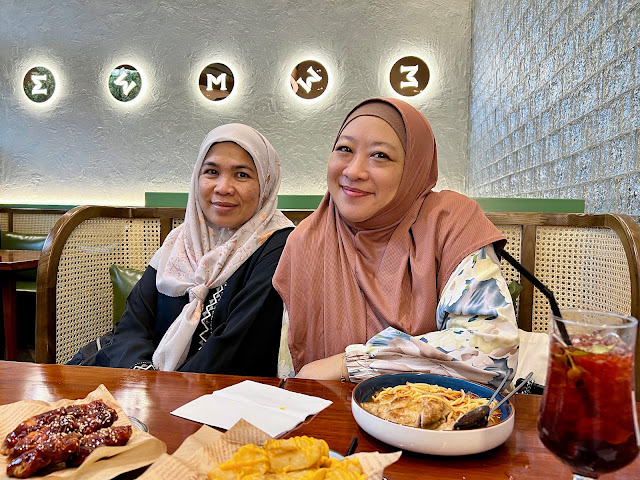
[36,206,185,364]
[491,213,640,393]
[485,212,640,330]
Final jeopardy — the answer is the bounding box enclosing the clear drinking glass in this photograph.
[537,309,640,479]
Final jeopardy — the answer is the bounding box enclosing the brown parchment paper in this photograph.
[139,419,401,480]
[0,384,166,480]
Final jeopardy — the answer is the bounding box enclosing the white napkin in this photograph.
[170,380,332,437]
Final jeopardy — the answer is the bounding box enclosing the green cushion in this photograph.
[109,265,144,324]
[0,231,47,250]
[16,280,37,293]
[1,231,47,285]
[508,280,523,305]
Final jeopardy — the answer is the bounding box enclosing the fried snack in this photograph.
[207,436,365,480]
[6,432,81,478]
[4,400,118,462]
[67,425,132,467]
[265,436,329,473]
[8,425,74,460]
[208,443,270,479]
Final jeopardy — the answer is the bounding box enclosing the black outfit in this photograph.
[69,228,292,376]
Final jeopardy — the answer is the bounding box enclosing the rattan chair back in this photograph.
[36,209,640,391]
[486,213,640,333]
[36,206,185,364]
[0,207,67,234]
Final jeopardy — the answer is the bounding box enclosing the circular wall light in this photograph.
[199,63,235,101]
[290,60,328,100]
[23,66,56,103]
[108,64,142,102]
[389,56,430,96]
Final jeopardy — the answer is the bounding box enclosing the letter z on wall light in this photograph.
[108,64,142,102]
[290,60,328,100]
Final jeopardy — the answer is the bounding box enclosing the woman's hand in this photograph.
[296,353,348,381]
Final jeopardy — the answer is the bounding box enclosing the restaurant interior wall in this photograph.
[0,0,473,206]
[468,0,640,217]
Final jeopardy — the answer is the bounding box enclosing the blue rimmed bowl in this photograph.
[351,373,515,456]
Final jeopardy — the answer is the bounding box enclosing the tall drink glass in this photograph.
[538,310,639,479]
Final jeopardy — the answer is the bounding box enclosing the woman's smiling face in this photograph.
[327,115,405,223]
[198,141,260,230]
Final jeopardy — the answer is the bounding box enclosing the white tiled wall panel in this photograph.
[469,0,639,215]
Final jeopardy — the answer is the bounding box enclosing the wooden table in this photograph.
[0,250,39,360]
[1,361,639,479]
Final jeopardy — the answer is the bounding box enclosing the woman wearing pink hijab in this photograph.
[273,98,519,389]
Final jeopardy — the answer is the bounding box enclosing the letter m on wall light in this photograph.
[207,73,227,91]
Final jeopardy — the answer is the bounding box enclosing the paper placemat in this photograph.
[0,384,166,479]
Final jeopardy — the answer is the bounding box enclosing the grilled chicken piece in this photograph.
[6,432,81,478]
[67,425,132,467]
[1,407,68,455]
[2,400,117,457]
[4,400,118,461]
[65,400,118,435]
[363,391,451,429]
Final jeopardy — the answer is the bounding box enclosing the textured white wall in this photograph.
[469,0,639,215]
[0,0,473,206]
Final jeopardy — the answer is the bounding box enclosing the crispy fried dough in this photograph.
[207,437,365,480]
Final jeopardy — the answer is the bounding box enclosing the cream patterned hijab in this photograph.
[151,123,293,371]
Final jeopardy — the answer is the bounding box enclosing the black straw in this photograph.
[496,246,572,345]
[345,437,358,456]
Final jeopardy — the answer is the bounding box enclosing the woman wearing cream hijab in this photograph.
[273,99,519,389]
[75,123,294,374]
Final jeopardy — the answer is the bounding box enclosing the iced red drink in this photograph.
[538,331,639,477]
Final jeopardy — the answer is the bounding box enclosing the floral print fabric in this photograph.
[345,244,519,389]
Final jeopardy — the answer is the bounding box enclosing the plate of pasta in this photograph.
[351,373,515,455]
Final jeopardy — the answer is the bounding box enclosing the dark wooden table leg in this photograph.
[1,274,18,360]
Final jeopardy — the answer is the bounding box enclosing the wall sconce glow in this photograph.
[290,60,328,100]
[199,63,235,101]
[23,66,56,103]
[108,64,142,102]
[390,56,430,96]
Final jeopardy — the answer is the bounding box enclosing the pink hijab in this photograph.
[273,98,505,371]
